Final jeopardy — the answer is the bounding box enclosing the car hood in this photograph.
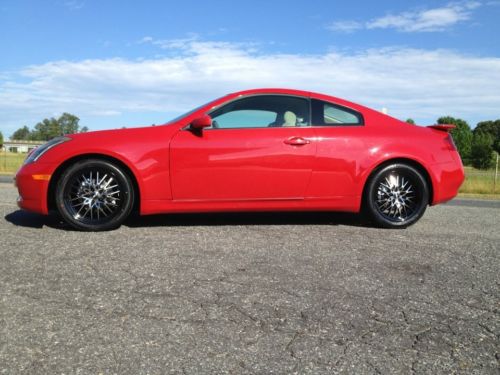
[66,124,174,141]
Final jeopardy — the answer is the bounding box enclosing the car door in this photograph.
[169,95,317,201]
[306,98,367,198]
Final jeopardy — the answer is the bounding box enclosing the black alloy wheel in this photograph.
[365,163,429,228]
[55,159,134,231]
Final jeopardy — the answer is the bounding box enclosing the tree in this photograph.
[405,118,415,124]
[437,116,472,164]
[58,113,81,135]
[474,120,500,154]
[470,132,494,169]
[0,131,3,147]
[11,126,31,140]
[10,113,87,141]
[32,117,61,141]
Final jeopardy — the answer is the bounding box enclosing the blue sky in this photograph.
[1,0,499,136]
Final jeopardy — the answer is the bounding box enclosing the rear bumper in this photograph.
[430,160,465,205]
[15,162,57,215]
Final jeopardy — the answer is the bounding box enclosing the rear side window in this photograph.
[311,99,363,126]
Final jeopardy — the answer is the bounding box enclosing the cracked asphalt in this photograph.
[0,182,499,374]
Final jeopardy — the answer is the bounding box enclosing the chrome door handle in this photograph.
[284,137,310,146]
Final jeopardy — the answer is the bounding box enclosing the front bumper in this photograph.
[15,162,57,215]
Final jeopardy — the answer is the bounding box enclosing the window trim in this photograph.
[205,94,312,130]
[182,93,366,131]
[311,99,365,127]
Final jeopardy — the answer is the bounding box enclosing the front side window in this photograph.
[209,95,310,129]
[212,109,277,128]
[311,99,363,126]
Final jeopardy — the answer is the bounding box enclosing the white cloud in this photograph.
[330,1,482,33]
[327,21,363,33]
[368,1,480,32]
[138,34,200,50]
[1,40,499,136]
[139,36,154,44]
[64,0,85,11]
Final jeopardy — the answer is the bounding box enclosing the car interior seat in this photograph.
[282,111,297,127]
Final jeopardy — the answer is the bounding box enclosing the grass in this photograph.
[0,152,26,174]
[457,193,500,200]
[459,167,499,195]
[1,152,498,196]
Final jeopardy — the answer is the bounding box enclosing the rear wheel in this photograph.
[365,163,429,228]
[55,159,134,231]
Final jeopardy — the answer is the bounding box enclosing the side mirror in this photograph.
[190,114,212,130]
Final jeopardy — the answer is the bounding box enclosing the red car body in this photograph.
[15,88,464,221]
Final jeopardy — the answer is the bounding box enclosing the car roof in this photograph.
[229,88,312,97]
[227,88,366,113]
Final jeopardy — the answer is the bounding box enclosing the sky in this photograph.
[0,0,499,137]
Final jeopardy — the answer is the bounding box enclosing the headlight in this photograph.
[24,136,71,164]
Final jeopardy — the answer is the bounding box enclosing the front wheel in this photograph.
[365,163,429,229]
[55,159,134,231]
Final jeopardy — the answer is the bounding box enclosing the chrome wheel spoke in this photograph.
[375,172,419,222]
[66,168,122,223]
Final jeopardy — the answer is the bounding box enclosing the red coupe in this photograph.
[15,88,464,231]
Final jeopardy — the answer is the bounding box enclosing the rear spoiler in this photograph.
[427,124,455,132]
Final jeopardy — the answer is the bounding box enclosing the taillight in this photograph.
[445,133,463,164]
[445,134,457,151]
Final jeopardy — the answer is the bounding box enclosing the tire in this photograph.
[364,163,429,229]
[55,159,134,231]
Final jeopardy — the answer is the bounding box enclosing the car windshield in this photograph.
[165,98,221,124]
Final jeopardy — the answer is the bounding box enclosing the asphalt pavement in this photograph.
[0,175,13,184]
[0,183,498,374]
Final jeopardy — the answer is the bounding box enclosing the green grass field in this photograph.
[0,152,26,174]
[1,152,498,196]
[459,167,499,195]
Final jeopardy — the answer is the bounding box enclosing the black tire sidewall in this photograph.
[366,163,429,228]
[55,159,134,231]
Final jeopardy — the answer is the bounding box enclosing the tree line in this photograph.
[8,113,88,142]
[407,117,499,170]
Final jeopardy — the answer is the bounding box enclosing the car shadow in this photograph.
[4,210,370,230]
[4,210,71,230]
[124,211,369,228]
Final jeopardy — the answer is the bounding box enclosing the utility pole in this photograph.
[494,152,499,193]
